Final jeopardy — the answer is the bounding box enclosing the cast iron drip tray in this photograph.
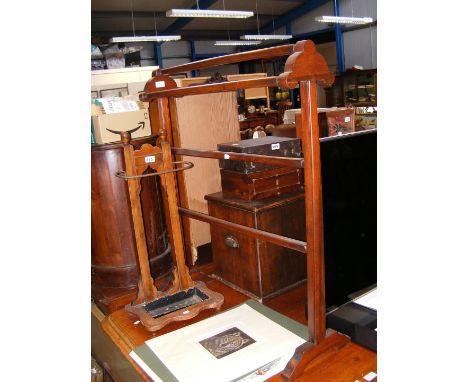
[143,287,209,318]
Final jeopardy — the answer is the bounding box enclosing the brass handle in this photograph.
[224,234,239,249]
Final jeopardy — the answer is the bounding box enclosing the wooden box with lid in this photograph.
[205,191,306,300]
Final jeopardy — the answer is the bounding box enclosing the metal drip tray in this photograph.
[143,287,209,318]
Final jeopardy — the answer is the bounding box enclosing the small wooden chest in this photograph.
[205,192,306,300]
[217,136,302,173]
[220,167,303,201]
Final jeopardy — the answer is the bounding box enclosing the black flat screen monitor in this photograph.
[320,130,377,309]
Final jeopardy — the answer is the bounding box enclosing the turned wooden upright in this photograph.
[139,40,350,380]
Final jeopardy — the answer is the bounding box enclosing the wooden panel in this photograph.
[207,202,260,295]
[174,92,240,260]
[257,197,307,296]
[227,73,268,100]
[206,192,306,299]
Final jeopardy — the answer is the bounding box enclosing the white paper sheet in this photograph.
[130,304,306,382]
[353,288,377,311]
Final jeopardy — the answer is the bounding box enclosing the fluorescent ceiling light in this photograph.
[110,35,181,43]
[166,9,253,18]
[315,16,373,24]
[241,34,292,40]
[214,40,262,46]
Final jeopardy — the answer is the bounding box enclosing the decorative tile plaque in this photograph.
[199,327,255,359]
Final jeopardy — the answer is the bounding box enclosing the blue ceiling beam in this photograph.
[333,0,344,73]
[260,0,330,34]
[163,0,218,34]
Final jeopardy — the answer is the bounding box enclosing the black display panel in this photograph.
[320,130,377,309]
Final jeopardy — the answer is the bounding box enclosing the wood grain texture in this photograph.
[301,80,327,345]
[99,275,376,382]
[173,92,240,260]
[206,192,307,299]
[128,40,369,379]
[141,77,280,101]
[91,137,172,314]
[180,206,307,254]
[220,167,303,201]
[172,147,304,169]
[159,44,294,76]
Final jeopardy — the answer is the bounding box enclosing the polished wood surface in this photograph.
[180,204,307,254]
[135,40,371,379]
[300,80,326,344]
[220,167,303,201]
[118,133,223,331]
[159,44,295,76]
[206,192,307,299]
[172,147,304,169]
[141,76,280,101]
[91,136,172,314]
[99,272,376,382]
[121,134,161,304]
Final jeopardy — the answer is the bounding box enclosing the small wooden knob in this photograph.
[120,131,131,144]
[159,128,167,143]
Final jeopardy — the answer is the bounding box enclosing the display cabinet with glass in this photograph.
[343,69,377,106]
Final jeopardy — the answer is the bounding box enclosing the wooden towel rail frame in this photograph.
[133,39,350,380]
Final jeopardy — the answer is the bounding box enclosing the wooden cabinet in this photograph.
[239,111,280,130]
[325,69,377,107]
[205,192,306,300]
[343,69,377,106]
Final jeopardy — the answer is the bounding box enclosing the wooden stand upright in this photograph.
[116,130,223,332]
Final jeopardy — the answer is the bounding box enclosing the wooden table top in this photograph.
[101,271,376,382]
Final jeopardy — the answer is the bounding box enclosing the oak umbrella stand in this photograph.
[115,130,224,332]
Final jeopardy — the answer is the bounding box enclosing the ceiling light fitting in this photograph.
[315,16,373,24]
[241,34,292,40]
[110,1,181,43]
[214,40,261,46]
[110,36,181,43]
[166,9,253,18]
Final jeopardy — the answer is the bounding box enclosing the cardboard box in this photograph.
[92,108,151,144]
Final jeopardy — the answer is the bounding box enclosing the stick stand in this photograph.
[116,130,223,332]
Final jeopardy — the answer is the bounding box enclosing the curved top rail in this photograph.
[141,76,279,101]
[159,44,295,76]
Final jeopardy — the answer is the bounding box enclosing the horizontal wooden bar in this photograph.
[179,207,307,253]
[172,147,304,169]
[140,76,280,101]
[160,44,295,75]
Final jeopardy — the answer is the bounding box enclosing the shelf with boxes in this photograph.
[324,69,377,108]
